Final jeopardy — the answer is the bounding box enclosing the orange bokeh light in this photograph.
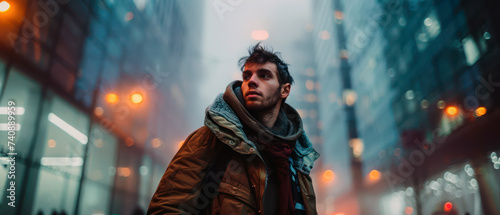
[0,1,10,12]
[48,139,56,148]
[106,93,119,103]
[323,170,335,181]
[475,107,487,117]
[94,107,104,116]
[118,167,131,177]
[445,106,458,116]
[369,170,381,181]
[130,93,143,104]
[151,138,162,148]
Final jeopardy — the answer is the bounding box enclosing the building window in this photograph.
[79,126,117,215]
[0,69,42,158]
[31,92,90,214]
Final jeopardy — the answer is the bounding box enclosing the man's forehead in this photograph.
[244,62,278,72]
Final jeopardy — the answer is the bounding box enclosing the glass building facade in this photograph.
[0,0,203,214]
[313,0,500,214]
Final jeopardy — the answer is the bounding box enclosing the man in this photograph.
[148,43,319,215]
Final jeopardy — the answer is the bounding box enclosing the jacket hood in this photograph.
[204,81,320,174]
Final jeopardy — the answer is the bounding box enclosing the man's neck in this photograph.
[250,103,281,129]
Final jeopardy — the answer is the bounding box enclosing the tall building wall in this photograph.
[312,0,500,214]
[0,0,204,214]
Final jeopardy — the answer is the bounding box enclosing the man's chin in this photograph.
[244,102,259,109]
[244,101,263,110]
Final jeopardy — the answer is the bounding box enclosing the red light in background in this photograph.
[444,202,452,212]
[405,207,413,214]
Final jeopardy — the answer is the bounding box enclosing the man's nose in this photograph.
[248,74,259,88]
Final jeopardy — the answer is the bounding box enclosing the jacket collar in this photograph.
[204,81,320,174]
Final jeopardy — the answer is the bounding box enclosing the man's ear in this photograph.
[280,83,291,99]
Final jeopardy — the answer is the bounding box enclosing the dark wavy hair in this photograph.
[238,43,294,86]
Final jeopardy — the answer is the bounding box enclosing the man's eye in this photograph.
[260,74,270,78]
[243,75,250,80]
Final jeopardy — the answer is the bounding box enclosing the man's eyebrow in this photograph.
[257,69,273,75]
[257,68,272,73]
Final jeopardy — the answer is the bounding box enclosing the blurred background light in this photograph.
[437,100,446,109]
[251,30,269,40]
[106,93,119,103]
[320,30,330,40]
[343,89,357,106]
[334,10,343,20]
[118,167,131,177]
[445,106,458,116]
[444,202,452,212]
[0,1,10,12]
[130,92,143,104]
[48,113,88,144]
[475,107,487,117]
[125,137,134,147]
[41,157,83,166]
[48,139,56,148]
[369,170,381,181]
[323,170,335,181]
[405,207,413,215]
[94,107,104,116]
[151,138,162,148]
[124,12,134,21]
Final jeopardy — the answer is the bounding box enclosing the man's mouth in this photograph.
[245,91,261,98]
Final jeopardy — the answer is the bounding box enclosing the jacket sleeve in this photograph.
[147,126,222,214]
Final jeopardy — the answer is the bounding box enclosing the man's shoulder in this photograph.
[189,125,216,139]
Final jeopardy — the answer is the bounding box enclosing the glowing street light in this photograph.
[369,170,381,181]
[106,93,119,103]
[475,107,487,117]
[323,170,335,181]
[0,1,10,12]
[445,106,458,117]
[130,93,143,104]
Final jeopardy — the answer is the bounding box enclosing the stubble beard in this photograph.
[246,86,282,113]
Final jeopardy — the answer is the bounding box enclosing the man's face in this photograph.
[241,62,290,111]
